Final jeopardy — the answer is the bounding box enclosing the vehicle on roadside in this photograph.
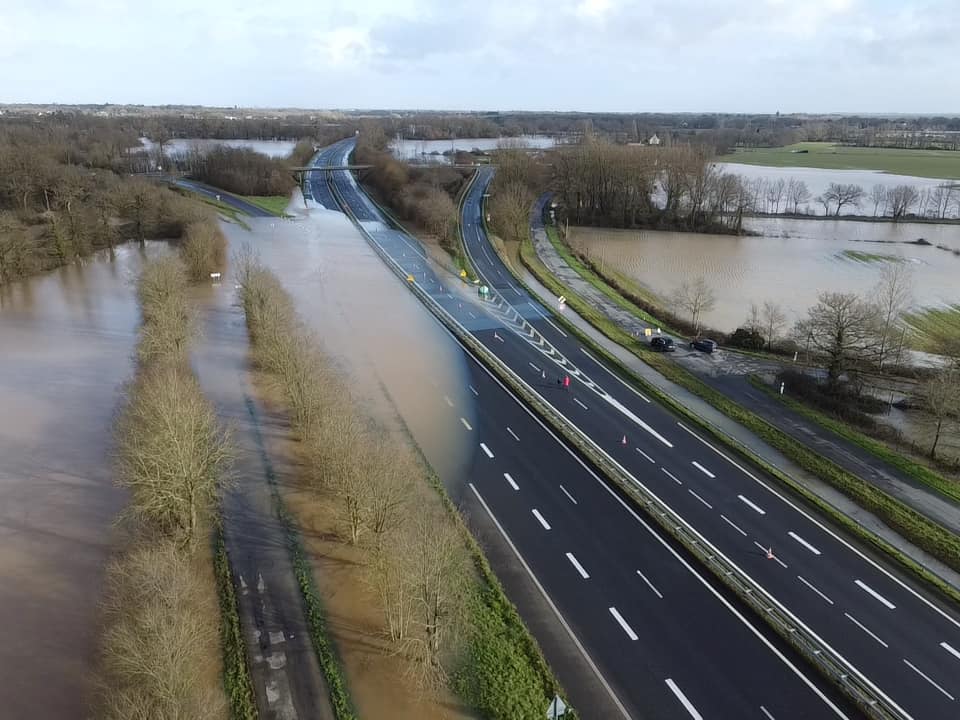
[690,338,718,353]
[650,336,675,352]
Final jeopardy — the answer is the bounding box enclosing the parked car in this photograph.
[650,336,675,352]
[690,338,718,353]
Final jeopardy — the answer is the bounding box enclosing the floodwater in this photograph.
[0,244,162,718]
[138,137,298,159]
[716,162,959,218]
[572,219,960,332]
[390,135,556,164]
[219,201,474,483]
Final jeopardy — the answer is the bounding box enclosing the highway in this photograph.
[457,166,960,719]
[307,140,860,719]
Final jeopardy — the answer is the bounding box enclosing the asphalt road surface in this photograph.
[306,141,873,719]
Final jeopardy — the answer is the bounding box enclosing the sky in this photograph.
[0,0,957,114]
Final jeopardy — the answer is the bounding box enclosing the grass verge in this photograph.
[241,195,291,217]
[748,375,960,504]
[214,530,259,720]
[519,235,960,606]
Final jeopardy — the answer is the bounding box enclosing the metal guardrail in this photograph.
[326,170,907,720]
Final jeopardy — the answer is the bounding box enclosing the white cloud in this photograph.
[0,0,957,113]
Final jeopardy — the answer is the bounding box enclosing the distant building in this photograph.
[648,133,661,146]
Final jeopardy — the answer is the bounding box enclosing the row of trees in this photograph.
[236,252,470,685]
[178,145,299,197]
[98,256,231,719]
[355,130,468,254]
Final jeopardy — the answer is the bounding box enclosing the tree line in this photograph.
[97,255,232,719]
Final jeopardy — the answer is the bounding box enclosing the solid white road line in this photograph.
[480,443,494,459]
[460,418,473,430]
[532,508,551,530]
[941,641,960,662]
[636,570,664,599]
[688,489,713,509]
[605,396,672,449]
[721,514,748,537]
[760,707,776,720]
[609,607,638,641]
[503,473,519,491]
[797,576,834,605]
[635,447,656,463]
[444,395,454,407]
[676,420,960,633]
[467,311,477,319]
[903,659,955,700]
[855,580,896,610]
[456,343,850,718]
[529,361,541,372]
[566,552,590,579]
[738,494,767,515]
[844,613,888,648]
[580,347,650,402]
[789,531,822,556]
[507,426,520,442]
[665,679,704,720]
[468,385,479,396]
[559,485,578,505]
[466,484,633,720]
[661,467,682,485]
[574,397,589,410]
[692,461,715,478]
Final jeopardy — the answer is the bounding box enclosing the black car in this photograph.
[650,336,675,352]
[690,338,718,353]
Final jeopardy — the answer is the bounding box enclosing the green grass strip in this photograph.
[241,196,291,217]
[213,529,259,720]
[243,395,357,720]
[747,375,960,505]
[518,236,960,607]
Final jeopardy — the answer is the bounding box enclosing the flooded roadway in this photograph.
[0,245,161,719]
[0,200,475,718]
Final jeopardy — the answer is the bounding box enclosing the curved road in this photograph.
[309,141,860,720]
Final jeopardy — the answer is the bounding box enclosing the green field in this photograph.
[718,142,960,180]
[838,249,905,264]
[242,195,291,216]
[903,304,960,352]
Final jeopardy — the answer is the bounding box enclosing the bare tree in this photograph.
[672,277,716,334]
[870,184,887,217]
[766,178,787,214]
[823,182,865,216]
[918,369,960,459]
[872,262,914,371]
[489,181,534,244]
[760,300,787,351]
[745,301,762,334]
[887,184,919,220]
[180,221,226,281]
[795,291,878,384]
[786,178,811,214]
[815,193,833,216]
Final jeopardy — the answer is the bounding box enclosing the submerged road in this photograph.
[308,139,860,719]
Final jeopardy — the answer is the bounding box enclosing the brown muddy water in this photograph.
[0,244,164,718]
[572,218,960,332]
[220,209,474,482]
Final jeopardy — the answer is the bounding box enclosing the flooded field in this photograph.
[717,162,958,217]
[0,244,162,718]
[571,219,960,332]
[138,137,298,158]
[390,135,556,164]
